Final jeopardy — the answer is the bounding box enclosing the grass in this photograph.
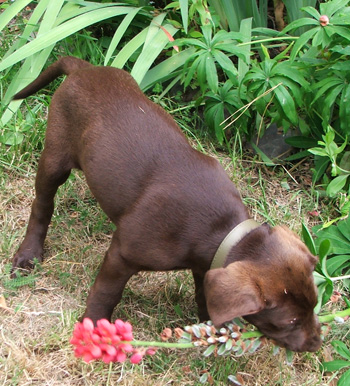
[1,94,347,385]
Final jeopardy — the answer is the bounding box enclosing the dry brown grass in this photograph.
[0,153,341,385]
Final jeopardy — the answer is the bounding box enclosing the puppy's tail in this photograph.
[13,56,92,100]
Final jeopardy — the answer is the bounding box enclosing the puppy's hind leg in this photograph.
[11,149,71,275]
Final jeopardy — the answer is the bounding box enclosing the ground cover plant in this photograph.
[1,0,350,385]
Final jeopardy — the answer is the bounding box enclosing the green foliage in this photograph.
[243,48,309,129]
[308,216,350,312]
[1,263,39,293]
[0,0,183,131]
[208,0,268,31]
[308,126,350,197]
[173,24,245,93]
[1,0,350,194]
[204,80,248,144]
[282,0,350,60]
[322,341,350,386]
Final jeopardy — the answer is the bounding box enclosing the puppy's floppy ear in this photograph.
[204,262,265,327]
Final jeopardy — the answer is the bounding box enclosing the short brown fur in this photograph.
[11,57,321,352]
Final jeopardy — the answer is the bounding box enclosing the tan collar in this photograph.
[210,219,260,270]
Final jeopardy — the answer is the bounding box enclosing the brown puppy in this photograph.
[11,57,321,352]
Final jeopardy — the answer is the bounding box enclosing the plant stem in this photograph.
[125,330,264,349]
[123,311,350,350]
[238,36,297,47]
[319,308,350,323]
[129,340,195,349]
[331,274,350,282]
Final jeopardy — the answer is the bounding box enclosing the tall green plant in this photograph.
[0,0,188,135]
[242,45,309,130]
[281,0,350,60]
[172,24,245,93]
[209,0,268,31]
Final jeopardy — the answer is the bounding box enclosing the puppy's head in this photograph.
[204,225,321,352]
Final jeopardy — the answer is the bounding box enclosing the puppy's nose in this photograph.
[302,332,322,352]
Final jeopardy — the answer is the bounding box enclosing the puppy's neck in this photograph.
[210,219,260,269]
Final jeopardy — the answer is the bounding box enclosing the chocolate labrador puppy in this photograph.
[11,57,321,352]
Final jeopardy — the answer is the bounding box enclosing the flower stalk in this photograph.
[71,308,349,364]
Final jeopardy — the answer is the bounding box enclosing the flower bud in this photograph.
[218,336,228,343]
[130,351,144,364]
[319,15,329,26]
[160,328,172,341]
[174,328,184,339]
[207,337,216,344]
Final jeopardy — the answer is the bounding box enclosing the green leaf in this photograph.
[339,369,350,386]
[285,136,318,148]
[0,131,24,146]
[140,48,196,91]
[0,0,32,32]
[228,375,243,385]
[340,84,350,135]
[238,17,252,83]
[199,372,209,384]
[111,28,149,68]
[203,345,216,357]
[315,280,333,312]
[269,79,298,125]
[205,101,225,144]
[322,359,350,372]
[312,77,344,104]
[131,20,178,85]
[326,175,348,197]
[318,239,331,278]
[179,0,188,33]
[327,255,350,276]
[321,0,350,18]
[290,28,318,61]
[250,143,276,166]
[327,25,350,42]
[301,6,320,20]
[323,84,345,123]
[205,54,218,93]
[286,349,294,365]
[332,340,350,360]
[104,7,142,66]
[184,53,202,88]
[217,343,227,355]
[340,151,350,172]
[302,223,317,255]
[312,27,331,48]
[312,156,329,183]
[273,62,309,89]
[196,53,208,91]
[212,49,238,81]
[281,18,319,34]
[284,150,311,161]
[314,224,350,255]
[308,147,328,157]
[272,75,303,106]
[0,6,134,72]
[313,271,327,286]
[337,217,350,241]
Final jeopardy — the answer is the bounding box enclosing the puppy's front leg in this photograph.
[82,233,136,324]
[192,271,210,322]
